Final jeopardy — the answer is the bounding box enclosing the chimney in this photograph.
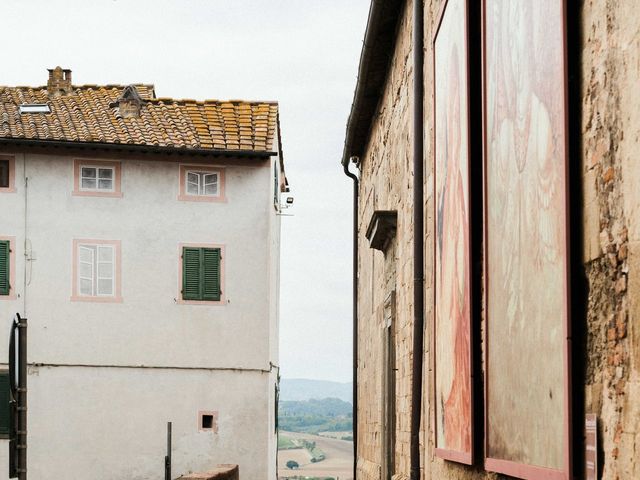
[113,85,144,119]
[47,66,73,97]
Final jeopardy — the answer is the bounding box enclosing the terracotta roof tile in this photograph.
[0,84,279,154]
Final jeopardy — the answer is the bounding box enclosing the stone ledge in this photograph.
[178,464,239,480]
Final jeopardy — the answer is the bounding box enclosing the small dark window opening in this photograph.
[201,414,214,429]
[0,160,9,188]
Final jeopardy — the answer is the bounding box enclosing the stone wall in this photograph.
[356,2,414,478]
[354,0,639,479]
[581,1,640,478]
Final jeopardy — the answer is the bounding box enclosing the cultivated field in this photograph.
[278,431,353,480]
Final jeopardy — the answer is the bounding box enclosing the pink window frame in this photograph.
[73,159,123,198]
[177,242,226,306]
[178,164,226,202]
[198,410,219,433]
[0,236,17,300]
[71,239,122,303]
[0,155,16,193]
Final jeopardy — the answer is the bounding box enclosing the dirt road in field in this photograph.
[278,430,353,480]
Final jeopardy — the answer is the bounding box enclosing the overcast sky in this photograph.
[2,0,369,383]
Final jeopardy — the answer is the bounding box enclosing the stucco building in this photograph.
[0,67,285,479]
[342,1,639,479]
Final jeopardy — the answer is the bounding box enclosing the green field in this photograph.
[278,434,301,450]
[278,434,326,463]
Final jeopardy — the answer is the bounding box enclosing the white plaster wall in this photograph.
[21,153,272,368]
[0,151,281,479]
[267,142,283,476]
[26,365,270,479]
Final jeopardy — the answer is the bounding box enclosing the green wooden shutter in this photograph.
[202,248,221,301]
[182,247,202,300]
[0,372,10,436]
[0,240,9,296]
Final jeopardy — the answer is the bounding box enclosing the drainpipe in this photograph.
[23,154,28,317]
[410,0,425,479]
[341,155,359,480]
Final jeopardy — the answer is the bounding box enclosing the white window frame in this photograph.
[185,170,220,197]
[77,244,115,297]
[79,165,116,193]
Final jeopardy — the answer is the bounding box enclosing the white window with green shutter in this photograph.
[181,247,222,301]
[0,240,10,296]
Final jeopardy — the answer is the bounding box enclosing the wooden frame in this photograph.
[481,0,572,478]
[432,0,474,464]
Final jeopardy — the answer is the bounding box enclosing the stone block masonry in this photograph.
[352,0,640,479]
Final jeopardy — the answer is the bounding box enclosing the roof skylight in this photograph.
[19,104,51,114]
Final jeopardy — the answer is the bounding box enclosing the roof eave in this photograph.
[341,0,407,165]
[0,137,276,159]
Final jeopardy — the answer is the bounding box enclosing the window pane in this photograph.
[97,263,113,279]
[80,278,93,296]
[0,160,9,188]
[187,172,199,184]
[80,262,92,279]
[97,279,113,296]
[203,173,217,184]
[98,179,113,190]
[98,246,113,262]
[203,174,218,195]
[81,178,96,189]
[98,168,113,180]
[186,172,201,195]
[81,167,96,178]
[79,246,94,263]
[204,182,218,195]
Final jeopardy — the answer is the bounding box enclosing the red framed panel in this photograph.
[432,0,474,464]
[481,0,572,478]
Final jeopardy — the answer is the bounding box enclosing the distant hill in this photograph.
[280,397,352,417]
[280,378,353,403]
[279,397,352,434]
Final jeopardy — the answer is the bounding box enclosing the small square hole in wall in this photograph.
[198,410,218,432]
[202,415,213,429]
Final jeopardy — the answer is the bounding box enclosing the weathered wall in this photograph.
[355,0,640,479]
[581,0,640,478]
[0,151,281,479]
[356,2,415,478]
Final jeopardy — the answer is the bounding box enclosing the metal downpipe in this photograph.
[342,156,359,480]
[410,0,425,478]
